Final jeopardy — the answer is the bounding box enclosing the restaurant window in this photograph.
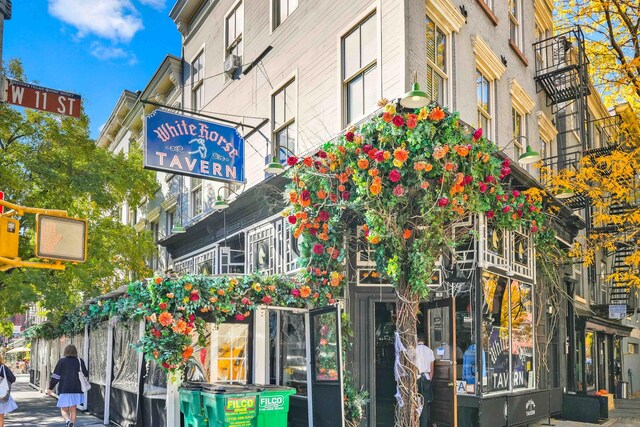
[342,12,377,125]
[457,290,477,395]
[191,177,203,217]
[273,0,298,29]
[272,79,296,162]
[425,16,447,105]
[212,323,248,384]
[481,272,534,393]
[585,331,596,391]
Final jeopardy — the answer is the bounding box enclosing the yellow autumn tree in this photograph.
[554,0,640,110]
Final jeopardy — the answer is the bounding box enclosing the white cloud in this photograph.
[48,0,143,43]
[138,0,166,9]
[90,42,137,65]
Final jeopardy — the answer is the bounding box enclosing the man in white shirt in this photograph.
[416,332,435,427]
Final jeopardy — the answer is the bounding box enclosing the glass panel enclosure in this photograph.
[313,311,339,381]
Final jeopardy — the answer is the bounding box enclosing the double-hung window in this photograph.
[509,0,523,49]
[512,108,525,159]
[191,177,203,217]
[225,3,243,63]
[342,13,377,125]
[272,80,296,162]
[273,0,298,29]
[476,71,492,138]
[192,51,204,111]
[425,16,447,105]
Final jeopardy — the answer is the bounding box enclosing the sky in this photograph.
[3,0,181,138]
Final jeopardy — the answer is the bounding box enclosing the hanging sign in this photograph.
[144,110,245,183]
[609,304,627,320]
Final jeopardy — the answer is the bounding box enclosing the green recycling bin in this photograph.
[202,384,261,427]
[256,385,296,427]
[179,382,207,427]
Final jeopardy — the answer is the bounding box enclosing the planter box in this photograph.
[562,393,608,423]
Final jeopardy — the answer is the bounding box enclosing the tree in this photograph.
[0,59,158,320]
[286,102,543,425]
[554,0,640,110]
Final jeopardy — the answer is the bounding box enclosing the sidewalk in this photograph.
[5,374,104,426]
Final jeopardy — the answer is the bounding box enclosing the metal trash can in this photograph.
[617,381,629,399]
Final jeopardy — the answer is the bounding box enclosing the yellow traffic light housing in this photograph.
[0,216,19,258]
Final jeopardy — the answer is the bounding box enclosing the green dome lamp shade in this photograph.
[400,71,430,109]
[171,224,186,234]
[517,145,541,165]
[555,187,575,199]
[213,196,230,210]
[264,156,286,174]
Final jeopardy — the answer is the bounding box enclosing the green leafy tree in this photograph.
[0,321,13,339]
[0,59,158,320]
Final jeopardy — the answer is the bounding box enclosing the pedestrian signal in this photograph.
[36,214,87,262]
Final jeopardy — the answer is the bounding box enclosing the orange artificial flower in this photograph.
[382,112,393,122]
[433,145,449,160]
[289,192,298,202]
[394,148,409,163]
[444,162,455,171]
[300,286,312,298]
[172,319,187,334]
[414,161,425,171]
[338,184,346,192]
[339,172,349,183]
[182,346,194,360]
[217,289,226,296]
[428,107,445,121]
[383,151,392,161]
[154,277,162,284]
[368,168,379,177]
[184,283,193,291]
[317,190,327,199]
[158,312,173,327]
[209,296,218,303]
[406,114,418,129]
[303,157,313,167]
[338,145,346,154]
[455,145,469,157]
[403,229,412,239]
[369,235,380,244]
[424,163,433,172]
[358,158,369,169]
[420,181,430,189]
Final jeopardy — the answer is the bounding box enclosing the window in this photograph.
[272,80,296,162]
[509,0,522,48]
[128,207,137,226]
[192,51,204,111]
[342,13,377,125]
[150,221,159,270]
[166,209,175,233]
[225,2,243,61]
[269,311,308,396]
[213,323,249,384]
[476,71,492,138]
[191,177,203,217]
[512,108,525,159]
[273,0,298,29]
[628,343,639,354]
[481,272,535,393]
[426,16,447,105]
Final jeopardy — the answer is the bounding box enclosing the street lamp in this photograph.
[400,71,430,109]
[505,136,542,166]
[263,144,297,175]
[212,186,242,211]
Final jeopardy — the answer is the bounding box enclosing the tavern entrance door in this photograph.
[423,298,457,427]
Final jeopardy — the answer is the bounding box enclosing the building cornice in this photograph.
[536,110,558,143]
[471,34,506,80]
[534,0,553,32]
[509,79,535,114]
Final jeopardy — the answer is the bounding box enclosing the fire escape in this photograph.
[534,27,637,310]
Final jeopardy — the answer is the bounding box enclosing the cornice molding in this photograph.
[509,79,536,114]
[536,110,558,143]
[471,35,506,80]
[426,0,466,34]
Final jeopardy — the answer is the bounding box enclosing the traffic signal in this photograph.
[35,214,87,262]
[0,216,19,258]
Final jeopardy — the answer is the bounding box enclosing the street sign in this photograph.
[35,214,87,262]
[144,109,245,183]
[3,78,81,117]
[609,304,627,320]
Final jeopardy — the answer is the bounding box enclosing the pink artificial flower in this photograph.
[392,185,405,196]
[389,169,402,183]
[473,128,483,140]
[288,215,297,224]
[313,244,324,255]
[438,198,449,207]
[287,156,298,166]
[502,206,511,213]
[318,211,330,222]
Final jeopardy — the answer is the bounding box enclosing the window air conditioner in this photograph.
[224,54,242,78]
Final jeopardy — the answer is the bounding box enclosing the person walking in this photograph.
[0,354,18,427]
[47,344,89,427]
[416,332,435,427]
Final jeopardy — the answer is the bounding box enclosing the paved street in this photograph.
[532,397,640,427]
[5,374,103,426]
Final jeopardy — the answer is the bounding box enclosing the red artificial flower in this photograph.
[512,190,520,198]
[262,295,273,304]
[485,175,495,183]
[159,302,167,310]
[531,225,539,232]
[189,314,195,322]
[502,206,511,213]
[342,190,350,200]
[529,205,536,212]
[235,314,246,321]
[437,198,449,207]
[392,115,405,127]
[287,156,298,166]
[317,150,327,159]
[345,131,355,142]
[406,114,418,129]
[473,128,483,140]
[516,209,523,217]
[241,297,251,305]
[389,169,402,183]
[301,190,311,201]
[464,175,473,185]
[479,182,488,193]
[162,362,171,369]
[502,158,511,167]
[486,210,495,219]
[190,293,200,301]
[313,244,324,255]
[362,144,372,153]
[393,185,405,196]
[151,329,161,338]
[318,211,330,222]
[288,215,297,224]
[291,289,301,297]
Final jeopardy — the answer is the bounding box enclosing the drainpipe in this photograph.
[566,277,577,392]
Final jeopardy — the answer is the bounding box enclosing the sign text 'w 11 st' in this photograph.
[3,78,82,118]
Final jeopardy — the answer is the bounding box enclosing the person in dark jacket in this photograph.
[0,354,18,427]
[47,344,89,427]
